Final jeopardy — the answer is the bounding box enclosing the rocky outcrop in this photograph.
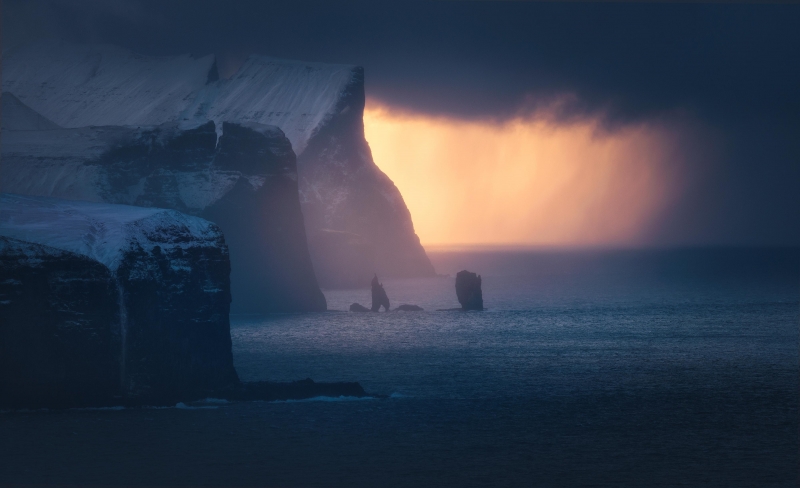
[395,304,424,312]
[371,275,391,312]
[0,107,325,313]
[349,303,371,313]
[0,194,238,408]
[456,270,484,311]
[3,40,435,288]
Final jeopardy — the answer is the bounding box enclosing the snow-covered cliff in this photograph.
[1,111,326,313]
[3,40,434,287]
[2,41,215,129]
[0,194,238,408]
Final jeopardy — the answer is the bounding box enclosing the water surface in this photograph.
[2,249,797,487]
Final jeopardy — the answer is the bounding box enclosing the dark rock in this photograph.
[0,194,238,408]
[349,303,371,312]
[456,270,484,311]
[371,274,391,312]
[0,236,120,408]
[395,304,424,311]
[0,114,325,313]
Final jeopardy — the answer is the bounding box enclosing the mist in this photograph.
[366,101,720,248]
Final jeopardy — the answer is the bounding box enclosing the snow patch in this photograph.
[0,193,222,271]
[187,56,358,154]
[3,41,359,156]
[3,40,214,129]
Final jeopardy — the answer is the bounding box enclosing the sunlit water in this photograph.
[2,249,797,487]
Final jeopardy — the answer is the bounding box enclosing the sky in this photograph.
[4,0,799,247]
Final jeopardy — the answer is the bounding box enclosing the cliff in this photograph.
[3,40,435,288]
[0,104,325,312]
[0,194,238,408]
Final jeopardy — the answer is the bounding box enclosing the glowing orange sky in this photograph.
[364,101,687,248]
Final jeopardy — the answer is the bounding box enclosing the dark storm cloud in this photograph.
[6,1,798,124]
[4,0,799,245]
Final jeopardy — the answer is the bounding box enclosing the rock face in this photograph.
[0,104,325,313]
[371,275,391,312]
[3,40,435,288]
[0,194,238,408]
[456,270,484,311]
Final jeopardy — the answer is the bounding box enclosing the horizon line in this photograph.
[422,243,800,252]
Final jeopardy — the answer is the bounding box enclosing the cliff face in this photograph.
[0,237,120,407]
[189,57,436,287]
[1,111,326,312]
[3,40,435,288]
[0,194,238,408]
[294,67,435,287]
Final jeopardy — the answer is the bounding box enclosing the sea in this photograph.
[1,248,797,487]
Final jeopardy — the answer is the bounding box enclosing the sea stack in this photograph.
[456,270,484,311]
[0,194,238,408]
[371,274,391,312]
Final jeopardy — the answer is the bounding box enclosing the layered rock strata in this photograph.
[0,194,238,408]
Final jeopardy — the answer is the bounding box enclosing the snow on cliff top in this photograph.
[190,55,357,154]
[3,41,215,130]
[0,193,222,270]
[3,40,358,154]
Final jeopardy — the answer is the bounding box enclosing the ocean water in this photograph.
[1,249,797,487]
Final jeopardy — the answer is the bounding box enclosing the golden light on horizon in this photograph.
[364,101,686,248]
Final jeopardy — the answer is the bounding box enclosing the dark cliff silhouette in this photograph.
[0,194,367,409]
[0,195,237,407]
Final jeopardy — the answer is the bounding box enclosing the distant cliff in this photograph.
[3,40,435,288]
[0,194,238,407]
[0,105,325,313]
